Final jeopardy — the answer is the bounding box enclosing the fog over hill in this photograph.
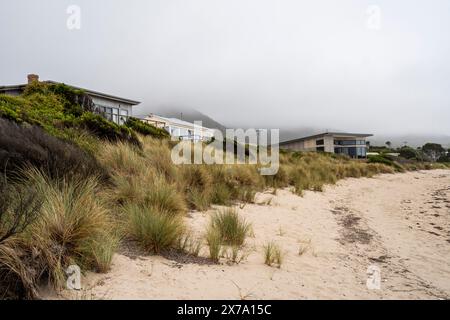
[135,105,449,148]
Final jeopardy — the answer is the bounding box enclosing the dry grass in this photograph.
[125,203,185,254]
[263,241,283,268]
[210,208,252,246]
[205,227,222,263]
[25,169,115,288]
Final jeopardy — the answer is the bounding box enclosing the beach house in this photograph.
[279,132,373,158]
[141,114,215,142]
[0,74,140,125]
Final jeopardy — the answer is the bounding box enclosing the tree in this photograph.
[422,143,445,162]
[385,141,392,149]
[399,146,418,160]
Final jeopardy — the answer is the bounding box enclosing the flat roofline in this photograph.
[0,81,140,105]
[279,132,373,145]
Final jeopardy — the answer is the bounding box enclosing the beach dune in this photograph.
[62,169,450,300]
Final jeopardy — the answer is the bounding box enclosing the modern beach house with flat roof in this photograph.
[141,114,215,142]
[0,74,140,125]
[279,132,373,158]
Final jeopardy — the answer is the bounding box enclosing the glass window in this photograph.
[316,139,324,146]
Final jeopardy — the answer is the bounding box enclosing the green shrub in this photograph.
[125,117,170,139]
[399,146,425,161]
[0,176,42,244]
[0,118,107,180]
[48,83,95,116]
[368,154,395,166]
[77,112,141,147]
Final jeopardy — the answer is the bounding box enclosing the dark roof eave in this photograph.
[0,82,140,105]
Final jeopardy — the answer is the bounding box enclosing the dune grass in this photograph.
[263,241,283,268]
[25,169,116,287]
[125,203,184,254]
[205,227,222,263]
[209,208,252,246]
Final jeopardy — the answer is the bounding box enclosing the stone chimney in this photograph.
[27,74,39,84]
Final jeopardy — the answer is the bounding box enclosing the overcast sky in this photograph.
[1,0,449,135]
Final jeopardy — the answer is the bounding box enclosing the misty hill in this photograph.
[368,135,450,149]
[134,107,226,131]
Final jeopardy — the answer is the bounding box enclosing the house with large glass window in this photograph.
[0,74,140,125]
[279,132,372,158]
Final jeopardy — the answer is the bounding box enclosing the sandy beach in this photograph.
[58,169,449,300]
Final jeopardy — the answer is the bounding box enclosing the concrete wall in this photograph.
[324,135,334,152]
[303,138,316,151]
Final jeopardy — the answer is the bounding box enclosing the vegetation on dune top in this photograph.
[125,117,170,139]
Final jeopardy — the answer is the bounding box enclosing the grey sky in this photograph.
[1,0,449,135]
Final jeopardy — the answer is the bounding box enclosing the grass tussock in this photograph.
[205,227,222,263]
[125,204,184,254]
[263,241,283,268]
[175,232,202,257]
[26,169,116,287]
[209,208,252,246]
[0,239,39,299]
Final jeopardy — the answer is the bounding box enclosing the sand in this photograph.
[50,169,450,300]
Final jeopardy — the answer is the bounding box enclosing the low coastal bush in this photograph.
[368,154,394,166]
[0,118,107,180]
[125,117,170,139]
[0,176,42,244]
[77,112,141,147]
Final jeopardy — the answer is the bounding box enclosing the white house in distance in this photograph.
[0,74,140,125]
[141,114,215,142]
